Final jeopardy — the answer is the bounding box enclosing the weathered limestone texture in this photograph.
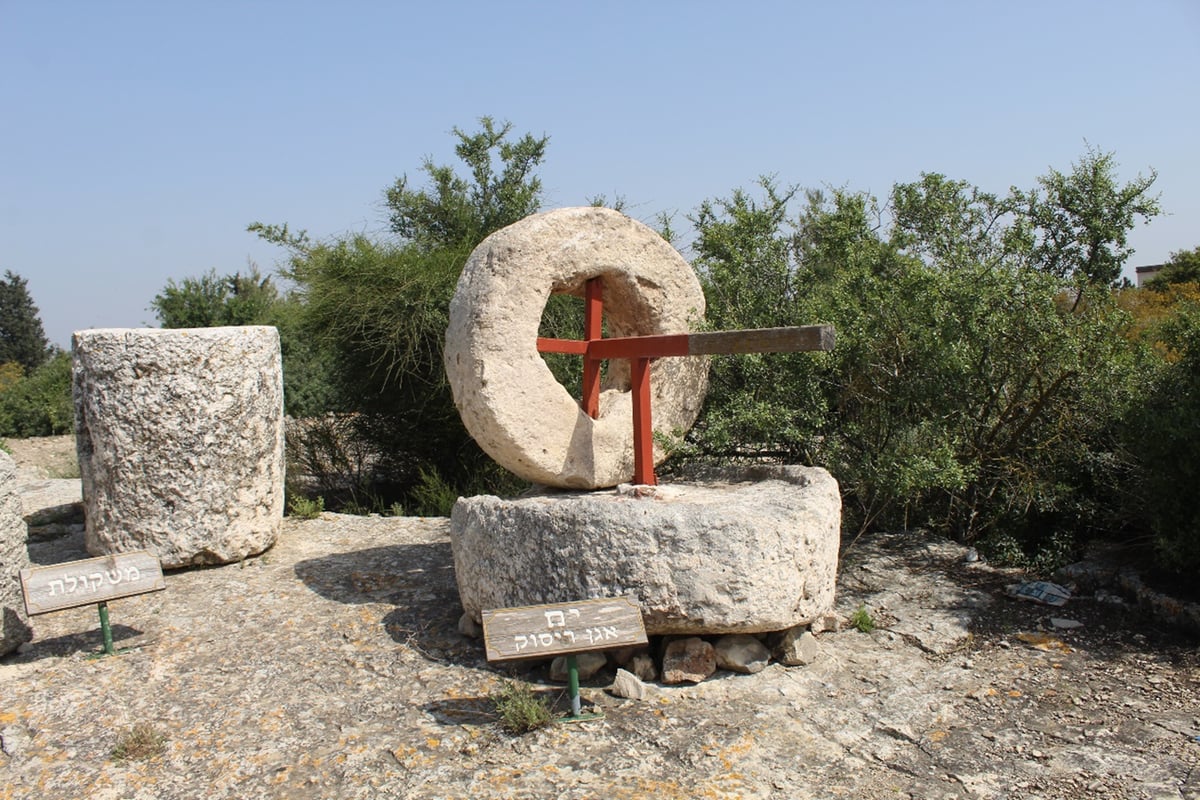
[73,327,284,568]
[1,450,33,655]
[444,206,708,489]
[451,465,841,635]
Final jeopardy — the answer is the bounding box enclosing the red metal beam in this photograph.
[533,294,834,486]
[536,337,589,355]
[630,357,655,485]
[587,333,691,360]
[582,278,603,418]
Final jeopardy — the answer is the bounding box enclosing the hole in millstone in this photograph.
[537,271,665,412]
[537,291,631,403]
[538,292,587,399]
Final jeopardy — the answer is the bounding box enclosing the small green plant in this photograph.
[849,605,876,633]
[493,681,553,734]
[410,466,460,517]
[287,494,325,519]
[110,723,166,762]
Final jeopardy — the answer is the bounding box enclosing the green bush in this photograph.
[681,159,1159,569]
[849,605,876,633]
[1127,303,1200,575]
[0,351,73,437]
[410,466,460,517]
[286,494,325,520]
[492,681,553,734]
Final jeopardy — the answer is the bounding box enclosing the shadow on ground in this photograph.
[16,623,146,661]
[295,542,484,667]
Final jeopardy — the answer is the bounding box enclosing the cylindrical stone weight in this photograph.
[72,327,284,568]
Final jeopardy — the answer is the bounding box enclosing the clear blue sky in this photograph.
[3,1,1198,348]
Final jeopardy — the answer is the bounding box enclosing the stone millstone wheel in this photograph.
[444,207,708,489]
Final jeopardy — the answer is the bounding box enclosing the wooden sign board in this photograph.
[20,551,165,616]
[482,596,648,663]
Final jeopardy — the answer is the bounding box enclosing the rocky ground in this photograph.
[2,436,1198,799]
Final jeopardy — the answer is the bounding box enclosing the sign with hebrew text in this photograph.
[20,551,165,616]
[482,596,648,662]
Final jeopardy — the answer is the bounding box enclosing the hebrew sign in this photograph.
[482,596,648,662]
[20,550,165,616]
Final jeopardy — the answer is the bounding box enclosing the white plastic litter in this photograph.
[1006,581,1071,606]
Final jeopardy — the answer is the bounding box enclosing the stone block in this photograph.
[451,465,841,635]
[72,327,284,568]
[1,451,32,655]
[776,627,820,666]
[714,634,771,674]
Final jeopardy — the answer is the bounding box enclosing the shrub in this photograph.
[0,350,72,437]
[286,494,325,520]
[410,466,460,517]
[1127,303,1200,576]
[682,164,1158,569]
[849,606,876,633]
[110,723,166,762]
[493,681,553,734]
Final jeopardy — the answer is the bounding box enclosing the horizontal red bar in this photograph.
[588,334,691,359]
[536,337,589,355]
[538,334,689,359]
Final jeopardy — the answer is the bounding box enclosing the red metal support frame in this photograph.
[534,277,835,486]
[630,357,655,485]
[536,276,660,485]
[582,278,604,418]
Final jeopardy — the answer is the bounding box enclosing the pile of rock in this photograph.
[463,610,841,700]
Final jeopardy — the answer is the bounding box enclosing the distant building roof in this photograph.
[1135,264,1164,287]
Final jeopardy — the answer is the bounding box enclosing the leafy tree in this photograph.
[1147,245,1200,289]
[252,117,550,510]
[0,351,73,437]
[151,265,280,328]
[1014,147,1159,288]
[384,116,548,251]
[0,270,52,371]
